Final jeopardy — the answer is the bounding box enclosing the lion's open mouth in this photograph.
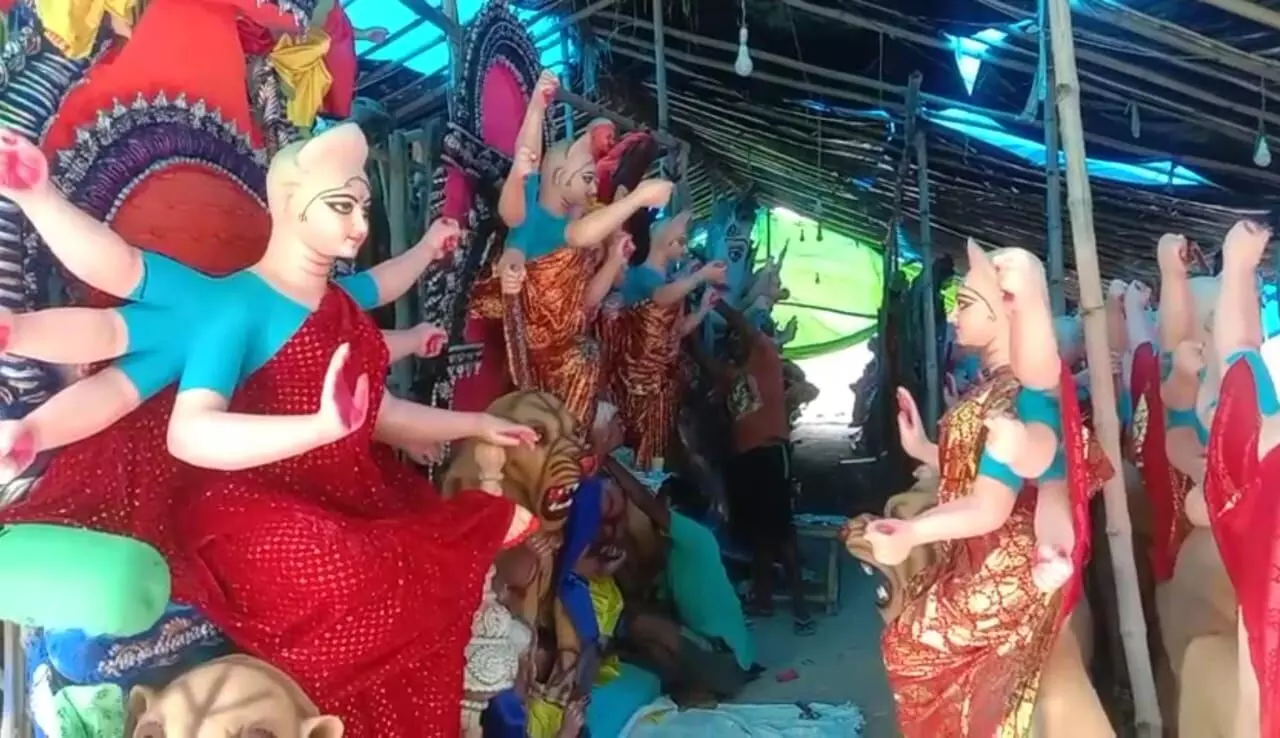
[542,482,579,519]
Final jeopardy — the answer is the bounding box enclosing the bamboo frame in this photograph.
[1047,0,1161,733]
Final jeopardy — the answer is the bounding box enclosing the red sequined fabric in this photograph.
[0,288,519,738]
[1205,359,1280,738]
[1057,360,1107,629]
[1130,342,1190,582]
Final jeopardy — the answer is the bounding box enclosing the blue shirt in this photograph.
[116,250,377,399]
[506,173,568,260]
[663,512,755,669]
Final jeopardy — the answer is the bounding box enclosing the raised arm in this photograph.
[374,394,537,450]
[585,235,631,312]
[347,218,459,309]
[382,323,446,364]
[654,262,724,307]
[565,180,672,249]
[0,131,142,298]
[498,71,558,228]
[1156,233,1194,356]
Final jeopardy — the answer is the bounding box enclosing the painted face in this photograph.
[948,277,1000,349]
[128,655,342,738]
[295,176,373,261]
[561,159,598,208]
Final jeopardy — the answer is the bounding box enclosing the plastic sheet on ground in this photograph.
[620,698,864,737]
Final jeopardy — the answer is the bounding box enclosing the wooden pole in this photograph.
[1040,0,1066,314]
[387,130,413,395]
[1047,0,1161,733]
[440,0,461,90]
[875,72,922,453]
[1190,0,1280,31]
[561,33,575,140]
[651,0,678,202]
[915,130,941,434]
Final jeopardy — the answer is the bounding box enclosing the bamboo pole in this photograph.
[387,130,413,395]
[915,130,941,433]
[1191,0,1280,31]
[1040,0,1066,315]
[1047,0,1161,733]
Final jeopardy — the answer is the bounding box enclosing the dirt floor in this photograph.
[725,420,903,737]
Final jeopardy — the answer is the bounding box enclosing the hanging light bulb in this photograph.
[734,24,754,77]
[1256,127,1272,168]
[1128,102,1141,139]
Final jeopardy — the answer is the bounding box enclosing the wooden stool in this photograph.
[793,520,843,615]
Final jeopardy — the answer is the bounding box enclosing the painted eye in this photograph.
[325,200,354,215]
[133,720,165,738]
[246,729,278,738]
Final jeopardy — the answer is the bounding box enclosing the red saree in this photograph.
[0,288,521,737]
[1205,359,1280,738]
[1130,341,1191,582]
[883,362,1103,736]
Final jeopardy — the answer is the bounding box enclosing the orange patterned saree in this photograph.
[615,299,682,468]
[883,365,1103,737]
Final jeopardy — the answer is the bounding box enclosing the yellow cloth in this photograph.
[527,577,627,736]
[269,29,333,129]
[527,700,564,738]
[589,575,624,683]
[37,0,136,59]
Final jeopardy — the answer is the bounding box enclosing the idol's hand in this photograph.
[423,217,462,261]
[990,248,1049,311]
[411,322,448,358]
[0,129,51,204]
[316,343,370,440]
[863,518,915,567]
[558,696,589,738]
[404,440,444,465]
[1107,279,1127,301]
[474,414,538,447]
[982,412,1027,465]
[534,69,559,107]
[1155,233,1192,277]
[1124,280,1152,311]
[698,260,728,285]
[365,27,389,43]
[606,231,635,263]
[1031,543,1074,593]
[498,251,527,296]
[1221,218,1271,271]
[0,420,36,484]
[895,387,928,458]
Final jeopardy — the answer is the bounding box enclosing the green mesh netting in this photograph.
[750,209,957,360]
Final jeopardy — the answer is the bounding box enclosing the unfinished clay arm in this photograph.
[653,266,714,307]
[497,77,553,227]
[903,474,1016,545]
[677,293,717,337]
[584,251,627,312]
[564,190,650,249]
[1214,220,1267,373]
[382,329,419,363]
[18,368,141,459]
[373,395,488,448]
[11,183,143,299]
[3,307,127,364]
[994,250,1060,477]
[359,219,458,308]
[911,442,940,471]
[1156,236,1194,355]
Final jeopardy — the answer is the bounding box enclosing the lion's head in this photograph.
[444,391,591,534]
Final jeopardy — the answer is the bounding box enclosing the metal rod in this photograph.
[1047,0,1161,732]
[1190,0,1280,30]
[441,0,461,89]
[1041,0,1066,314]
[561,33,575,139]
[915,130,940,434]
[395,0,462,44]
